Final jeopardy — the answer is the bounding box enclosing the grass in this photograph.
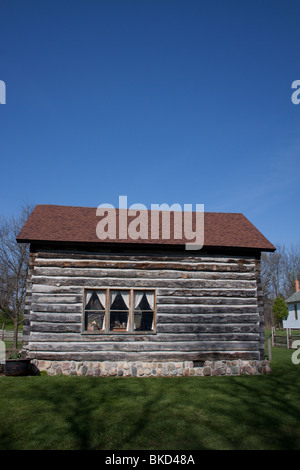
[273,329,300,336]
[0,346,300,450]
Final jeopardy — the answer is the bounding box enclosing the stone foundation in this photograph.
[32,359,271,377]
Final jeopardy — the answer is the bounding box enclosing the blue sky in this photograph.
[0,0,299,248]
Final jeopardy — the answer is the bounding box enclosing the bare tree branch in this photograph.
[0,204,33,349]
[261,244,300,327]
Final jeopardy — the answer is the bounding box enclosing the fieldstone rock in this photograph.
[203,366,211,376]
[31,359,271,377]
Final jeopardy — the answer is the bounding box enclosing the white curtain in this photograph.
[145,292,154,330]
[134,292,144,330]
[85,291,93,307]
[145,291,154,310]
[134,291,154,310]
[96,291,106,330]
[96,291,106,310]
[110,291,130,331]
[134,291,145,309]
[120,291,130,331]
[110,290,130,308]
[110,291,118,306]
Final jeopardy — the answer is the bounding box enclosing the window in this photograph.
[295,304,298,321]
[85,291,106,332]
[133,291,154,331]
[83,289,155,333]
[110,290,130,331]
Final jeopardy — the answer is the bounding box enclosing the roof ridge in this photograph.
[34,204,245,215]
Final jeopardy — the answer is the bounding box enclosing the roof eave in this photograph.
[16,237,276,253]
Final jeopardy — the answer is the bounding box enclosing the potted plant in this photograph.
[3,351,31,376]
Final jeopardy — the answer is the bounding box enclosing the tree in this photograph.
[261,245,286,299]
[0,204,33,349]
[261,244,300,327]
[272,296,288,328]
[282,245,300,298]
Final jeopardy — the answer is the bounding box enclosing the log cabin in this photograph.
[16,204,275,376]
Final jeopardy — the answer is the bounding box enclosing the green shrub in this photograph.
[39,370,48,376]
[272,297,288,327]
[8,352,21,359]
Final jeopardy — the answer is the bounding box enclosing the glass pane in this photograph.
[86,312,105,331]
[110,311,129,331]
[134,311,153,331]
[110,291,129,310]
[134,292,153,310]
[86,291,105,310]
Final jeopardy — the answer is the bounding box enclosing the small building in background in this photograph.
[283,280,300,329]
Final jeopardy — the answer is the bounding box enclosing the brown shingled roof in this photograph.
[16,204,275,251]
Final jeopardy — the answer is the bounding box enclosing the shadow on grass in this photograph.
[194,374,300,450]
[1,350,300,450]
[0,376,103,450]
[0,375,166,450]
[175,352,300,450]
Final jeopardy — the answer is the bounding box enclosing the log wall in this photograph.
[23,248,265,362]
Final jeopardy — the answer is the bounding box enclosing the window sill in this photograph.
[81,330,157,335]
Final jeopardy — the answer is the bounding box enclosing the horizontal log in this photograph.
[32,285,83,294]
[31,322,81,333]
[31,313,82,323]
[157,288,257,297]
[157,296,257,305]
[29,312,259,325]
[31,303,82,313]
[157,313,259,324]
[34,259,256,273]
[30,321,259,334]
[26,340,259,352]
[31,292,256,306]
[32,295,82,304]
[24,350,261,361]
[30,301,257,315]
[23,331,260,343]
[33,266,256,281]
[32,276,256,289]
[156,323,259,334]
[35,252,257,264]
[157,305,258,314]
[31,284,257,299]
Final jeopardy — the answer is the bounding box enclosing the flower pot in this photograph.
[3,359,31,376]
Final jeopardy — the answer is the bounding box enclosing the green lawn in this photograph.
[0,346,300,450]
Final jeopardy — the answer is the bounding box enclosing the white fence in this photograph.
[1,325,23,342]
